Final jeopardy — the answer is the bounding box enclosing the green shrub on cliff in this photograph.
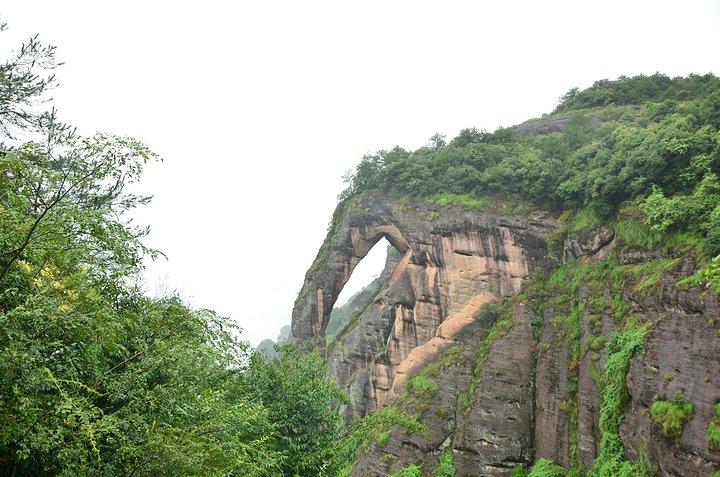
[651,395,695,438]
[512,459,565,477]
[388,464,422,477]
[433,450,455,477]
[590,317,651,477]
[336,406,428,476]
[407,374,439,398]
[428,192,488,209]
[642,172,720,255]
[708,403,720,451]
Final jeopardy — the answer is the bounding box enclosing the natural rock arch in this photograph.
[291,191,556,415]
[291,202,409,342]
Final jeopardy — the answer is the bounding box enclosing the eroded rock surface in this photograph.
[622,279,720,477]
[292,193,720,476]
[292,192,554,415]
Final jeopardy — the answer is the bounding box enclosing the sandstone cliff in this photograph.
[292,192,553,416]
[292,191,720,476]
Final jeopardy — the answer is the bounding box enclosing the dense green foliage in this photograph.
[246,346,348,476]
[554,73,720,113]
[342,73,720,262]
[650,395,694,438]
[0,75,279,477]
[245,347,428,476]
[0,21,434,476]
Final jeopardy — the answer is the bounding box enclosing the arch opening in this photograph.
[325,237,398,340]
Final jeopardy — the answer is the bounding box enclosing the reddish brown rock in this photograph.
[292,192,554,416]
[623,291,720,477]
[292,193,720,476]
[534,308,572,468]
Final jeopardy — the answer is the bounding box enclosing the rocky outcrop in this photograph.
[292,192,554,416]
[453,304,536,474]
[276,324,291,343]
[292,193,720,476]
[622,268,720,476]
[563,226,615,262]
[512,113,602,136]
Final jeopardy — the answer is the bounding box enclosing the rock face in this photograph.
[292,192,554,416]
[291,192,720,476]
[621,270,720,477]
[512,113,602,136]
[563,226,615,262]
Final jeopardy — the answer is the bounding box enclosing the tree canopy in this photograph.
[341,73,720,257]
[0,20,428,476]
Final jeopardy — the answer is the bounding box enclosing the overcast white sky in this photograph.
[3,1,719,345]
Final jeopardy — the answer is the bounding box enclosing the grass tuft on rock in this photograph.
[407,375,439,398]
[388,464,422,477]
[427,192,488,209]
[433,450,455,477]
[708,403,720,451]
[512,459,565,477]
[650,395,694,438]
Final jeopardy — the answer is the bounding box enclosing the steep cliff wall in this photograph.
[290,73,720,476]
[292,193,720,476]
[292,192,554,416]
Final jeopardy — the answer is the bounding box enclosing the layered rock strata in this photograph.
[292,192,553,416]
[292,193,720,476]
